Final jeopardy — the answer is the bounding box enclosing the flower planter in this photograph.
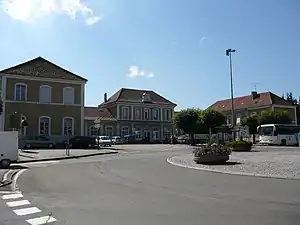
[194,155,229,165]
[232,144,252,152]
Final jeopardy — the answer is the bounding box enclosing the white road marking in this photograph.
[2,193,23,200]
[26,215,57,225]
[12,169,28,191]
[2,170,12,181]
[7,199,30,207]
[13,207,41,216]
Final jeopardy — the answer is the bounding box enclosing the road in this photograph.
[1,146,300,225]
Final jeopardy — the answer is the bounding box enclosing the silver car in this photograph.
[21,135,56,149]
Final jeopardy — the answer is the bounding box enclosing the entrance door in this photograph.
[144,130,151,142]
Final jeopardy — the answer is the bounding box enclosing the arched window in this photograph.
[39,85,52,103]
[62,117,74,135]
[63,87,74,104]
[39,116,51,136]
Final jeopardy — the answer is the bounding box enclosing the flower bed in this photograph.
[227,140,253,152]
[193,143,231,165]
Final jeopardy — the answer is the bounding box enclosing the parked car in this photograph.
[21,135,56,149]
[68,136,96,149]
[177,135,188,144]
[97,136,112,147]
[111,136,124,145]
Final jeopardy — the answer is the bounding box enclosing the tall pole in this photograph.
[226,48,236,140]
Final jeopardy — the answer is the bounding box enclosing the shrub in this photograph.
[227,140,252,151]
[193,143,232,157]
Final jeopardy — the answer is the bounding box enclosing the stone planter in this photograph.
[193,155,229,165]
[232,144,252,152]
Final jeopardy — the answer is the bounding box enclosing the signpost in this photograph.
[238,126,249,139]
[65,122,72,156]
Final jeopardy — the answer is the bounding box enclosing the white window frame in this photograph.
[90,126,98,136]
[135,108,141,120]
[144,108,150,120]
[135,129,142,140]
[105,126,114,137]
[63,87,75,105]
[14,83,27,101]
[62,117,74,136]
[121,126,129,137]
[122,107,130,120]
[39,85,52,103]
[38,116,51,136]
[153,108,159,120]
[236,114,241,125]
[165,109,171,121]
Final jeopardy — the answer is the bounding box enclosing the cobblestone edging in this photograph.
[167,150,300,179]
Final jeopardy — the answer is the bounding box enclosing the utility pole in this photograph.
[226,48,236,140]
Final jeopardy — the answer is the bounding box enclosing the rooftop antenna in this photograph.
[252,82,259,92]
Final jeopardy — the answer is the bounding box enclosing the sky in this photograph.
[0,0,299,110]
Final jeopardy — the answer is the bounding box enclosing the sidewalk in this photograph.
[18,149,118,163]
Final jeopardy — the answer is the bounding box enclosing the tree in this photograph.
[173,108,202,145]
[241,116,259,143]
[258,110,291,125]
[282,92,300,125]
[201,109,226,131]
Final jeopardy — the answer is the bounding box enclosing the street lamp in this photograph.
[226,48,236,139]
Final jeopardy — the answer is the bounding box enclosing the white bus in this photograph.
[257,124,300,146]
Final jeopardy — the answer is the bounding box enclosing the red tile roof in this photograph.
[209,91,293,112]
[84,107,116,121]
[99,88,177,106]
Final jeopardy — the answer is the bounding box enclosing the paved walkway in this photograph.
[167,149,300,179]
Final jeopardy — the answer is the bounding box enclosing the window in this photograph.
[134,129,142,139]
[122,107,129,120]
[227,116,232,125]
[153,109,159,120]
[105,126,113,137]
[39,116,51,136]
[135,108,141,120]
[39,85,52,103]
[63,87,74,104]
[165,109,171,121]
[236,114,241,125]
[164,128,171,139]
[153,128,159,139]
[14,83,27,101]
[121,126,129,137]
[63,117,74,136]
[90,126,98,136]
[144,108,149,120]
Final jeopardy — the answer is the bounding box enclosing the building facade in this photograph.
[85,88,177,141]
[209,91,297,125]
[0,57,87,140]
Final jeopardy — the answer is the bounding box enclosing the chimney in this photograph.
[104,93,107,102]
[251,91,259,100]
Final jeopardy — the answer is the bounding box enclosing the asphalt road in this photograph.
[1,147,300,225]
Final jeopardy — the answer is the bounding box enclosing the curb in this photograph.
[20,149,39,154]
[166,156,299,180]
[17,151,118,164]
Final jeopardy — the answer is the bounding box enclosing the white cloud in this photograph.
[199,36,208,44]
[127,66,155,78]
[1,0,102,25]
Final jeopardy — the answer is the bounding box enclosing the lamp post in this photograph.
[226,48,236,140]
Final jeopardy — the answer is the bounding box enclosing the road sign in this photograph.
[94,123,101,129]
[239,126,249,137]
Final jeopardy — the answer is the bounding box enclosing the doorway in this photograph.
[144,130,151,142]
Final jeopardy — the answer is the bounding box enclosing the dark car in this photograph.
[68,136,95,149]
[21,135,56,149]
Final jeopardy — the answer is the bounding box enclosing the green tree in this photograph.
[258,110,291,125]
[173,108,202,145]
[201,109,226,130]
[241,116,259,143]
